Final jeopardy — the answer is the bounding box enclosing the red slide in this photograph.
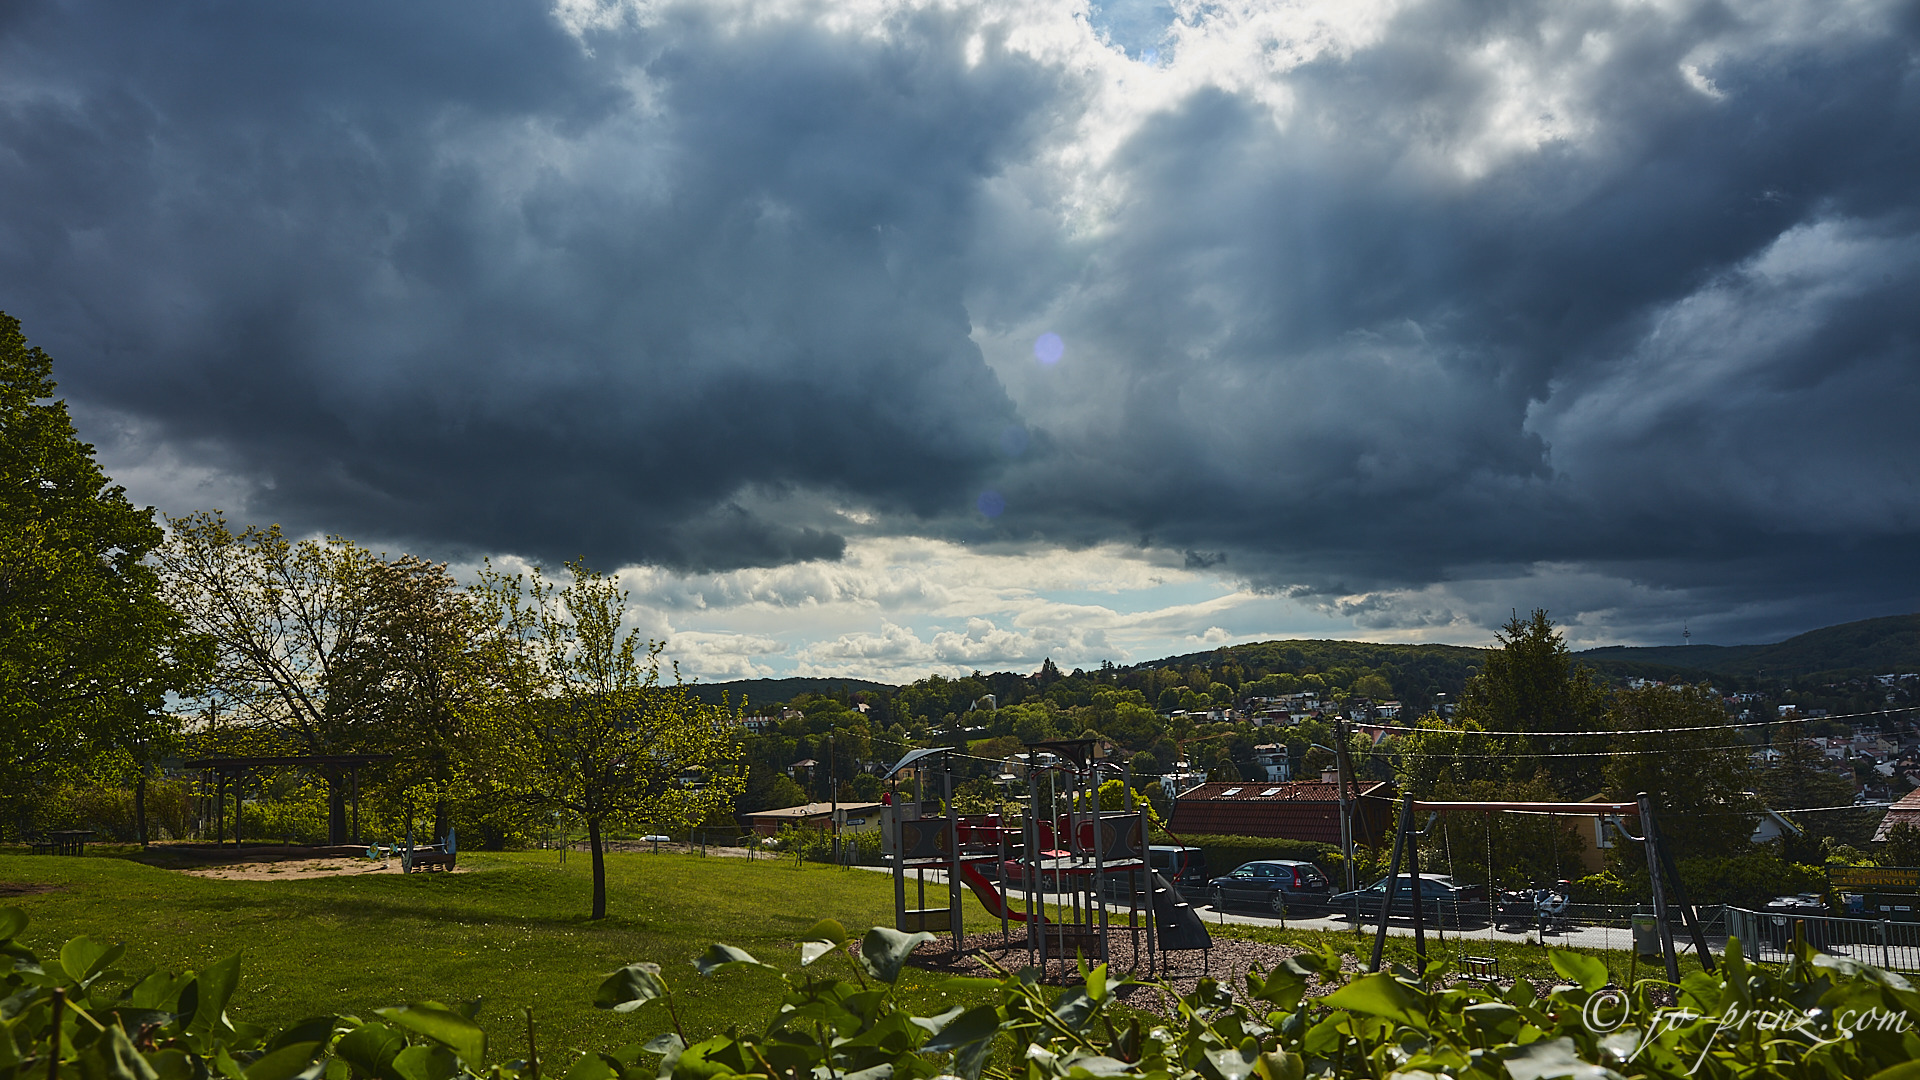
[958,861,1045,923]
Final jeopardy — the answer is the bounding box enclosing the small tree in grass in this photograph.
[466,560,743,919]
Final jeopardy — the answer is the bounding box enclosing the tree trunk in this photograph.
[328,777,347,845]
[589,817,607,920]
[134,770,148,847]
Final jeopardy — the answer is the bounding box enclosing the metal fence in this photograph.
[1726,907,1920,972]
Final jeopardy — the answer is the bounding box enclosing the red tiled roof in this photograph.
[1873,788,1920,843]
[1169,780,1395,845]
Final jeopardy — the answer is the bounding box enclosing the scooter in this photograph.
[1494,882,1572,934]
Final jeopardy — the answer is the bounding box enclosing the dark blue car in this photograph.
[1207,860,1332,915]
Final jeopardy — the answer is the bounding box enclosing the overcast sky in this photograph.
[5,0,1918,682]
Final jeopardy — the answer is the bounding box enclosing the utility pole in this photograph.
[829,729,840,865]
[1333,715,1357,894]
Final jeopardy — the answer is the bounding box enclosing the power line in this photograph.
[1413,702,1916,740]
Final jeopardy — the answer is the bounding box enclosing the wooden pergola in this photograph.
[182,754,394,846]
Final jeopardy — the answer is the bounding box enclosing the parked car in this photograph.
[1150,845,1209,889]
[1330,873,1486,926]
[1762,893,1829,948]
[1206,860,1333,915]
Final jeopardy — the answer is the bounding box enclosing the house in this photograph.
[1874,789,1920,843]
[1249,744,1290,781]
[1751,808,1804,844]
[739,801,887,837]
[1169,778,1395,846]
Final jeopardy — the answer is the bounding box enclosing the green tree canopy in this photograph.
[157,512,391,842]
[1602,683,1758,862]
[1,312,200,825]
[1455,609,1607,795]
[464,560,745,919]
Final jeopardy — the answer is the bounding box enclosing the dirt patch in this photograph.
[0,882,65,896]
[179,857,468,881]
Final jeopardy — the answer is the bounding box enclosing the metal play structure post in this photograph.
[879,740,1208,979]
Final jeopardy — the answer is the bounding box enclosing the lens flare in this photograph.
[977,490,1006,518]
[1033,332,1063,365]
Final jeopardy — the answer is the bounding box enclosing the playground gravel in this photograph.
[900,931,1552,1014]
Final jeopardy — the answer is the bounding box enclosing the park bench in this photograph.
[26,830,94,856]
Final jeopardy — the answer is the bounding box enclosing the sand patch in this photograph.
[180,857,467,881]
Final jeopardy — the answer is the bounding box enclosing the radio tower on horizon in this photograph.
[1683,623,1691,646]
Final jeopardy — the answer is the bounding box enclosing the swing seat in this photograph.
[1460,955,1500,982]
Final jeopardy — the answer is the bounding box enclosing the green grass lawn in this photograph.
[1,847,1706,1066]
[0,850,1006,1061]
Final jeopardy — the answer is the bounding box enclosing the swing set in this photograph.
[1366,791,1714,984]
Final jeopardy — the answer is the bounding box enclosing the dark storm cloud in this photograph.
[3,0,1917,639]
[977,0,1920,638]
[0,0,1046,570]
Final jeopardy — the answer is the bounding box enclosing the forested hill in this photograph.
[682,613,1919,711]
[683,677,896,707]
[1576,613,1920,681]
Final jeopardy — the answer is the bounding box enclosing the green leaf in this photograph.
[1867,1063,1920,1080]
[192,953,243,1035]
[858,928,933,984]
[1205,1047,1258,1080]
[1253,1051,1303,1080]
[380,1002,487,1064]
[1084,963,1107,1004]
[595,964,669,1013]
[147,1050,196,1080]
[388,1044,460,1080]
[1548,950,1609,994]
[1321,973,1429,1031]
[921,1005,1001,1053]
[908,1005,964,1036]
[798,940,838,967]
[692,945,769,977]
[126,971,190,1014]
[801,920,849,947]
[0,908,25,942]
[78,1023,159,1080]
[267,1018,339,1055]
[60,936,122,984]
[1500,1037,1623,1080]
[561,1053,619,1080]
[334,1023,408,1080]
[243,1042,322,1080]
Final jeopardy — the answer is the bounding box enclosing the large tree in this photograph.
[465,560,744,919]
[1,312,200,830]
[346,554,489,838]
[156,512,388,842]
[1602,682,1759,861]
[1455,609,1607,795]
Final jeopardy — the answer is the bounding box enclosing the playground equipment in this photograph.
[1368,792,1711,983]
[881,740,1210,977]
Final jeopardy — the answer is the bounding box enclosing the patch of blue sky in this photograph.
[1087,0,1177,64]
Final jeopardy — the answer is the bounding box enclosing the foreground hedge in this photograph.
[6,902,1920,1080]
